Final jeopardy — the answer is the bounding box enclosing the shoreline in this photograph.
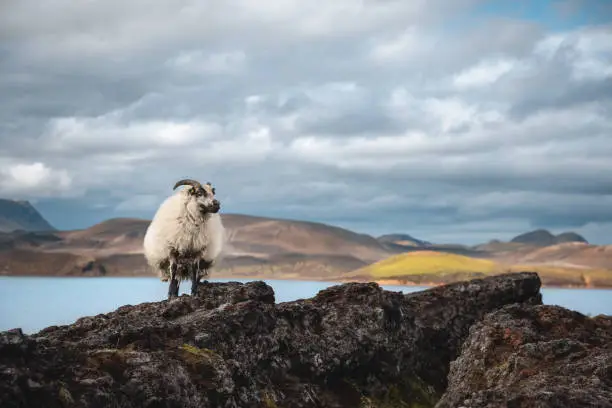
[1,273,611,290]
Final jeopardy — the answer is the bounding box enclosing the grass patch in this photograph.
[262,392,278,408]
[179,344,220,361]
[58,382,74,407]
[348,250,612,287]
[176,344,225,389]
[357,379,438,408]
[356,251,502,279]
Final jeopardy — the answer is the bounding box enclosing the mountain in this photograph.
[0,201,610,287]
[489,242,612,269]
[510,229,588,246]
[346,251,503,284]
[0,214,400,278]
[0,199,55,232]
[55,214,393,262]
[377,233,432,248]
[555,232,589,244]
[345,245,612,288]
[221,214,391,262]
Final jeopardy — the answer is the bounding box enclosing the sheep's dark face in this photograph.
[189,182,221,214]
[174,178,221,216]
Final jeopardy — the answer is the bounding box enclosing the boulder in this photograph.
[436,304,612,408]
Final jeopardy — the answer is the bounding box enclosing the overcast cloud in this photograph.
[1,0,611,244]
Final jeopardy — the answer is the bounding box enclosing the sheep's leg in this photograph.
[190,261,199,296]
[199,259,212,284]
[168,261,180,299]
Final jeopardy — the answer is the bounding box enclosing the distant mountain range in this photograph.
[0,198,610,288]
[376,233,432,249]
[510,229,588,246]
[0,199,56,233]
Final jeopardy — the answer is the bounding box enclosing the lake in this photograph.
[1,277,611,334]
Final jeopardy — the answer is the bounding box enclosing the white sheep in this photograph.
[143,178,226,299]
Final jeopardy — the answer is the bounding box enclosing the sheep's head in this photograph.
[173,179,221,214]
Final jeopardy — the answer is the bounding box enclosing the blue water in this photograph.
[0,277,610,334]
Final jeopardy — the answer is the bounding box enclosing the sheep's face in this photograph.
[186,182,221,215]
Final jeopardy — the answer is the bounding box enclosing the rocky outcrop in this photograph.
[436,303,612,408]
[1,273,542,407]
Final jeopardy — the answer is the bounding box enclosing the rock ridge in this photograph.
[1,272,583,408]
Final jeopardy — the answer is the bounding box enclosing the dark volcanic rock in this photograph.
[436,304,612,408]
[0,273,541,408]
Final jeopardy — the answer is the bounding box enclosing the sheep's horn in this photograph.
[173,179,202,190]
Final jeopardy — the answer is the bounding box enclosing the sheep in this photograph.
[143,178,226,299]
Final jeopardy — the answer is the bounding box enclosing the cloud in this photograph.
[42,114,223,153]
[167,50,247,75]
[452,58,518,89]
[368,26,434,64]
[0,162,72,197]
[1,1,611,245]
[115,194,162,212]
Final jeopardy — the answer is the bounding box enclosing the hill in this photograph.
[0,201,610,287]
[0,214,399,279]
[510,229,588,246]
[377,233,489,258]
[0,199,55,232]
[377,233,431,248]
[555,231,589,244]
[221,213,391,262]
[344,247,612,288]
[492,242,612,269]
[346,251,504,284]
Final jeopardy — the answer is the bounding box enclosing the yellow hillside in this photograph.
[355,250,502,279]
[346,250,612,287]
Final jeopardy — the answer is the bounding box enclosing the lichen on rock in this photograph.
[435,303,612,408]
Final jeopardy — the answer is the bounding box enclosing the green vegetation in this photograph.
[179,344,220,361]
[58,383,74,407]
[352,250,612,288]
[262,392,278,408]
[405,377,439,408]
[357,378,438,408]
[357,251,502,280]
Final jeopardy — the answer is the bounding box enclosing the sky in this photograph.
[0,0,611,245]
